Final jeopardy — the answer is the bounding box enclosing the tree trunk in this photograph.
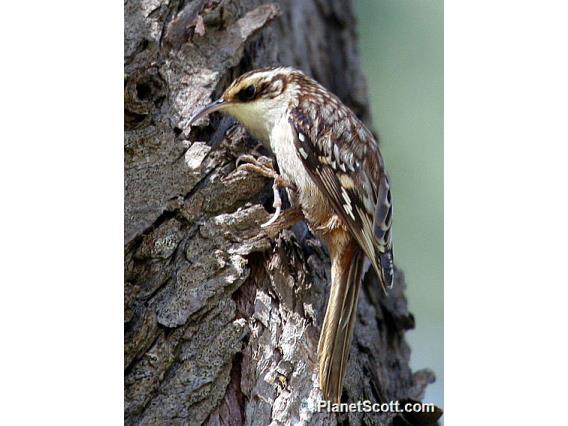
[124,1,438,425]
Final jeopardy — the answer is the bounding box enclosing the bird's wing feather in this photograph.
[289,106,394,289]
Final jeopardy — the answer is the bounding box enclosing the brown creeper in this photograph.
[188,67,394,403]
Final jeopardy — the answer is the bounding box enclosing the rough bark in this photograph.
[125,1,439,425]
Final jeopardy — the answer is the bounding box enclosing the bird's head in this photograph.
[188,67,297,142]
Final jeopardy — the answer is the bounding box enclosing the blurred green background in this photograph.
[355,0,443,408]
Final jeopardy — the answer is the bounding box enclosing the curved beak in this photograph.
[188,98,227,126]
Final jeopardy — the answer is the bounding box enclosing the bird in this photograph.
[188,67,394,403]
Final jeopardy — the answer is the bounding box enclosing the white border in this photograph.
[0,1,123,424]
[446,0,568,424]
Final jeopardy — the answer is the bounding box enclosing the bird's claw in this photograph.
[235,153,295,228]
[235,154,275,175]
[261,181,283,228]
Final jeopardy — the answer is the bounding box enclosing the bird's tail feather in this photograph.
[318,245,365,403]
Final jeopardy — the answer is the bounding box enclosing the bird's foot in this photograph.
[235,154,296,227]
[236,154,275,178]
[262,181,283,228]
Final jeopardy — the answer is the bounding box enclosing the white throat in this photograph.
[227,96,291,145]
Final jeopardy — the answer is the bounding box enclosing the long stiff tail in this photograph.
[318,242,365,403]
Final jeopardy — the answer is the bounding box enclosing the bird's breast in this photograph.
[270,116,339,234]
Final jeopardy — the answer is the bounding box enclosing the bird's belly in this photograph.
[270,118,341,234]
[296,181,338,232]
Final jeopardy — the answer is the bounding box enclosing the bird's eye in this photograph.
[237,85,256,101]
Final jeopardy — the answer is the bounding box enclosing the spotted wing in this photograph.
[289,107,394,290]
